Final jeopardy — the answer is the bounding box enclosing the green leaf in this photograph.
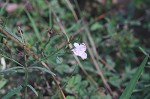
[2,85,23,99]
[66,22,78,33]
[29,66,56,76]
[0,1,9,16]
[0,67,24,74]
[27,84,38,96]
[119,56,149,99]
[49,9,52,28]
[90,22,102,31]
[139,47,148,56]
[66,96,76,99]
[106,18,116,35]
[0,78,8,89]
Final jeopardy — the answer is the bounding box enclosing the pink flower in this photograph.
[72,43,87,60]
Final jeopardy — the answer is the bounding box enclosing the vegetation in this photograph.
[0,0,150,99]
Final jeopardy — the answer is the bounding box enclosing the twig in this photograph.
[83,21,115,72]
[66,0,78,21]
[83,35,114,96]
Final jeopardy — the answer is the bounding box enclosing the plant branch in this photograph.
[0,26,66,99]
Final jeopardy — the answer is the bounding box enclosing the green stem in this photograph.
[23,43,28,99]
[25,67,28,99]
[19,27,28,99]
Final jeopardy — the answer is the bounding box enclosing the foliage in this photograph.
[0,0,150,99]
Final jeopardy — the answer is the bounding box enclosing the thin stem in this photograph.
[24,46,28,99]
[38,36,51,56]
[18,26,28,99]
[30,41,69,66]
[0,53,24,67]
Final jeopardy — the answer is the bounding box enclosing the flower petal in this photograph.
[80,43,86,52]
[72,48,80,56]
[74,43,79,48]
[72,42,87,60]
[80,52,87,60]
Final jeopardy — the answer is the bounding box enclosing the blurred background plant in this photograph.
[0,0,150,99]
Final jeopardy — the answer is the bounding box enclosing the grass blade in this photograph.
[49,9,52,28]
[139,47,148,56]
[27,84,38,96]
[0,78,8,89]
[119,55,149,99]
[2,85,23,99]
[25,10,41,41]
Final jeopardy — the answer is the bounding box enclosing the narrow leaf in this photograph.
[0,78,8,89]
[29,66,56,76]
[0,53,24,67]
[49,9,52,28]
[0,67,24,74]
[27,84,38,96]
[2,85,23,99]
[25,10,41,41]
[119,56,148,99]
[139,47,148,56]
